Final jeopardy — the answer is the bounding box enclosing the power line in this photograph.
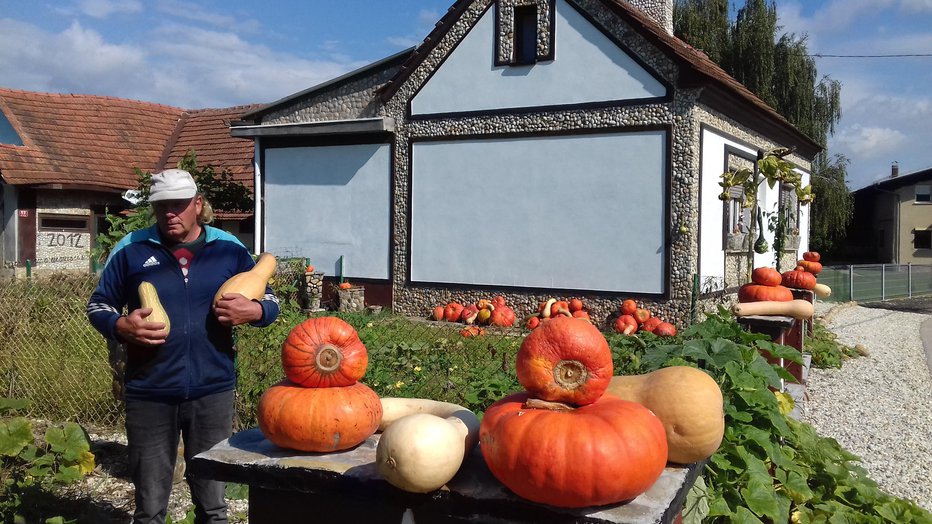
[811,53,932,58]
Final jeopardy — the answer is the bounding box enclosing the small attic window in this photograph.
[0,112,23,146]
[514,5,538,65]
[495,0,554,66]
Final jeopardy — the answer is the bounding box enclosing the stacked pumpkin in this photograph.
[734,253,832,318]
[257,317,382,452]
[612,299,676,336]
[480,315,669,508]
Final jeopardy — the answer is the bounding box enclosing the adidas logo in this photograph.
[142,256,160,268]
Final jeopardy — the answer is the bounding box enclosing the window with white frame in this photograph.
[916,185,930,203]
[779,183,800,236]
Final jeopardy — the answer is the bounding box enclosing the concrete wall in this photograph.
[262,144,392,279]
[410,130,667,293]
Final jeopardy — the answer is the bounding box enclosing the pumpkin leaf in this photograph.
[782,470,815,504]
[733,505,766,524]
[0,417,33,457]
[683,475,710,524]
[742,471,779,519]
[774,391,795,416]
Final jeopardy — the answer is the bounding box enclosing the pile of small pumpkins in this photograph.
[524,297,592,330]
[611,299,677,337]
[255,313,726,509]
[734,251,829,318]
[430,296,517,329]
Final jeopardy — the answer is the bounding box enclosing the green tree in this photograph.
[92,151,253,265]
[675,0,852,255]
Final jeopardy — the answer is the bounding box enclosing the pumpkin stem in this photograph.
[315,344,344,373]
[552,359,589,391]
[524,398,575,411]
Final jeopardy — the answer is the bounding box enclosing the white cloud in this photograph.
[0,16,363,109]
[153,0,260,33]
[834,125,906,157]
[899,0,932,13]
[76,0,142,18]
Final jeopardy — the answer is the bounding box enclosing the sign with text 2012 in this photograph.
[36,231,91,269]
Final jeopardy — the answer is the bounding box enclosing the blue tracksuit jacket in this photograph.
[87,225,280,402]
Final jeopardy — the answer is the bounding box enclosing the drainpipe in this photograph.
[253,137,262,254]
[873,186,900,264]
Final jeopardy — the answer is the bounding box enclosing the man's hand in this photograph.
[116,308,168,346]
[214,293,263,327]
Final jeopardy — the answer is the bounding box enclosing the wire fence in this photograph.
[0,260,533,430]
[819,264,932,303]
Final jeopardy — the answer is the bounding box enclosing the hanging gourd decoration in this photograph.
[753,208,769,254]
[281,317,368,388]
[516,315,613,406]
[480,392,668,508]
[257,380,382,453]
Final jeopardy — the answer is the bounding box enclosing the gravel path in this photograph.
[804,302,932,512]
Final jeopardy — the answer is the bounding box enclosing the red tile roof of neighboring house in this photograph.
[0,87,260,218]
[160,105,262,186]
[0,87,184,192]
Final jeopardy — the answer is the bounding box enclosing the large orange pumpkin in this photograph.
[781,268,817,290]
[738,283,794,303]
[751,267,782,286]
[802,251,820,262]
[257,380,382,452]
[797,260,823,275]
[281,317,368,388]
[480,392,668,508]
[516,315,613,406]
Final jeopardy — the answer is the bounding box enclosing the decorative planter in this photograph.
[783,235,801,250]
[337,286,366,313]
[726,233,748,252]
[302,272,326,312]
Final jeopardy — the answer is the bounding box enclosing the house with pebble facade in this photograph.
[231,0,820,324]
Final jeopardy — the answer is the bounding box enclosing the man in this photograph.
[87,168,279,523]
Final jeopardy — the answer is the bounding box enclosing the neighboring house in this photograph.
[230,0,821,321]
[844,164,932,264]
[0,87,260,273]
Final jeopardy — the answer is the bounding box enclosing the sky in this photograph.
[0,0,930,190]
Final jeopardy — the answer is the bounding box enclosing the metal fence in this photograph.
[819,264,932,302]
[0,260,530,430]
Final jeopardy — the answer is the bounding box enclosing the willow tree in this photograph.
[675,0,852,254]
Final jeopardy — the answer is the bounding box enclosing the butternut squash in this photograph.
[813,283,832,298]
[138,281,170,336]
[376,398,479,493]
[606,366,723,464]
[732,299,814,319]
[213,252,277,305]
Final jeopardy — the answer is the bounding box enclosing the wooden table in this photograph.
[189,428,704,524]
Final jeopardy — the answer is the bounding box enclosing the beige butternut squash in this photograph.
[376,398,479,493]
[213,252,277,305]
[732,299,814,319]
[812,283,832,298]
[138,281,170,336]
[606,366,723,464]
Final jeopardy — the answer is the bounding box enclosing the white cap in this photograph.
[149,169,197,202]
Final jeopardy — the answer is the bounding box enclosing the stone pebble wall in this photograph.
[260,65,403,125]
